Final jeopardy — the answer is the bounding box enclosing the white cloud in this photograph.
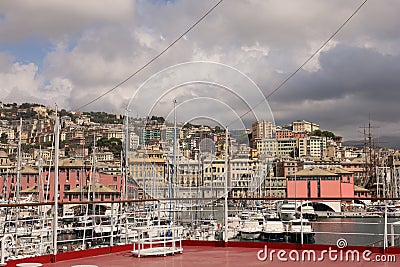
[0,62,41,100]
[0,0,400,143]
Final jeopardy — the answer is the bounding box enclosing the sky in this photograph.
[1,0,400,146]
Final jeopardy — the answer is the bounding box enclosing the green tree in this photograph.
[150,116,165,123]
[94,137,122,158]
[311,129,335,138]
[311,129,322,136]
[322,131,335,138]
[214,126,223,133]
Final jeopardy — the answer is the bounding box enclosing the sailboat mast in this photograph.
[16,117,22,203]
[13,117,22,241]
[92,132,97,201]
[124,111,129,200]
[172,100,177,199]
[224,127,228,243]
[53,110,60,255]
[38,146,42,203]
[120,151,124,200]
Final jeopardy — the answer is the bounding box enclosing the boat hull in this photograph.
[260,232,286,242]
[240,231,261,240]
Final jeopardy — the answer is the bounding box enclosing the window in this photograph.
[113,176,117,182]
[64,185,70,191]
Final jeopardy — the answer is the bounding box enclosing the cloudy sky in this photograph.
[1,0,399,145]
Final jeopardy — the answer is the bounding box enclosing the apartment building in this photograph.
[252,120,274,140]
[276,138,298,157]
[298,136,327,158]
[292,120,319,133]
[255,138,277,157]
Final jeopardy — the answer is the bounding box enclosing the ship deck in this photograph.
[6,241,400,267]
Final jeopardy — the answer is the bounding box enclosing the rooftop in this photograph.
[289,167,338,177]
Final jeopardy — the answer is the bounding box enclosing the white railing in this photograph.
[0,198,399,262]
[131,225,183,257]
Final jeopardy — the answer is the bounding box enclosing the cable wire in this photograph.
[74,0,224,111]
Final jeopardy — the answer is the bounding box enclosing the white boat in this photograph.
[225,215,241,240]
[263,210,280,220]
[93,217,118,236]
[220,227,238,240]
[287,218,315,244]
[300,205,318,221]
[227,215,241,229]
[248,213,265,224]
[240,210,251,220]
[279,202,297,221]
[261,220,287,242]
[238,220,263,240]
[62,209,75,222]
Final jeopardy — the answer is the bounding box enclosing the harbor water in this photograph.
[313,217,400,246]
[174,205,400,246]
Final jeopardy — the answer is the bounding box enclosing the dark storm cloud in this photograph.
[269,44,400,138]
[271,45,400,103]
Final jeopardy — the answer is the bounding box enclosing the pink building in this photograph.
[354,185,371,198]
[341,158,367,184]
[276,129,293,139]
[276,160,300,177]
[0,158,124,203]
[286,167,355,199]
[293,132,308,139]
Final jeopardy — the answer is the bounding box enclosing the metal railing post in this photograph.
[384,200,388,250]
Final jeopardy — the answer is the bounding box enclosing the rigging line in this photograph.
[74,0,224,111]
[227,0,368,127]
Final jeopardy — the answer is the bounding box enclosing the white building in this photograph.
[129,132,140,150]
[255,138,277,157]
[292,120,319,133]
[298,136,327,158]
[277,138,298,157]
[252,120,273,140]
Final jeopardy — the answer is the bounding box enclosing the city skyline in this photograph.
[0,1,399,147]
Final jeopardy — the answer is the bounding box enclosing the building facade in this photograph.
[292,120,319,133]
[252,120,273,140]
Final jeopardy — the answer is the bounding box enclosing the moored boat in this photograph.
[261,220,286,242]
[287,218,315,244]
[299,205,318,221]
[279,202,297,221]
[238,220,263,240]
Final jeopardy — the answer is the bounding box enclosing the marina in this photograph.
[1,199,400,252]
[0,198,399,266]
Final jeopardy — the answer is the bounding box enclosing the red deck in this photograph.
[5,241,400,267]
